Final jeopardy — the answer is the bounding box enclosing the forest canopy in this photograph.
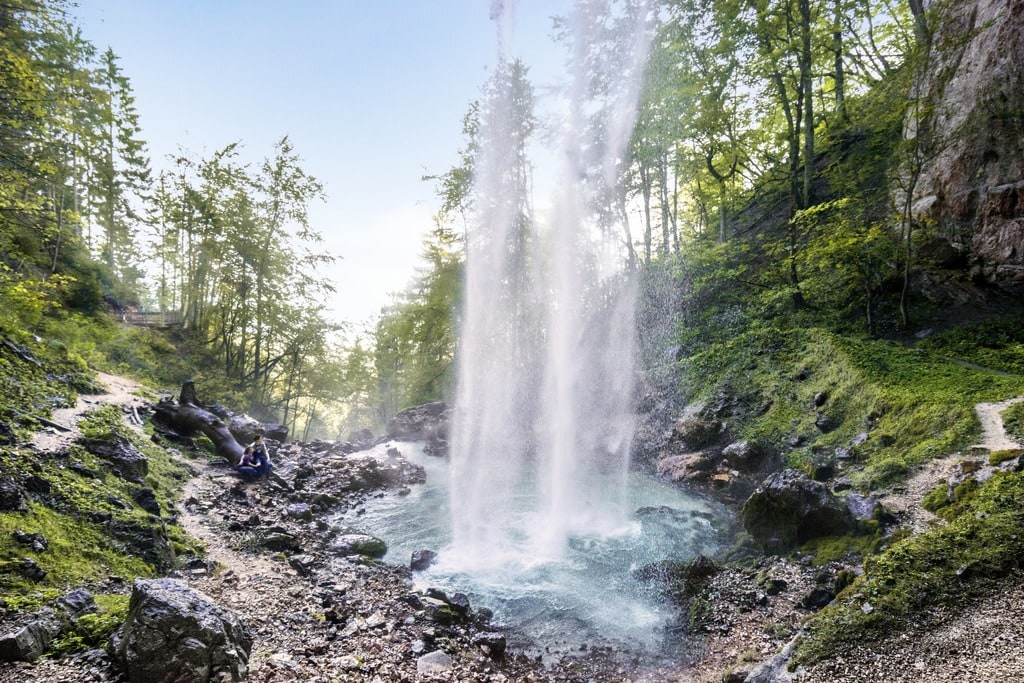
[1,0,930,439]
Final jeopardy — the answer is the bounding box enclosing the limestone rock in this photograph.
[909,0,1024,293]
[742,469,856,552]
[109,578,252,683]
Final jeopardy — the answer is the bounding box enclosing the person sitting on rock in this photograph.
[234,446,260,479]
[251,435,271,480]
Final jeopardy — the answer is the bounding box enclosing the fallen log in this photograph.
[152,381,245,465]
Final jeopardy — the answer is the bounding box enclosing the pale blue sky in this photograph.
[73,1,571,328]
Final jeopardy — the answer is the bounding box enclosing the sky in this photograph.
[72,1,571,329]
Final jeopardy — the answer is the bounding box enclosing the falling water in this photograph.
[450,1,653,567]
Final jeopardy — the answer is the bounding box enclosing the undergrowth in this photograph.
[792,470,1024,666]
[680,325,1024,490]
[0,405,200,615]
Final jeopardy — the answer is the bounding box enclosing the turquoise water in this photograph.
[334,442,728,657]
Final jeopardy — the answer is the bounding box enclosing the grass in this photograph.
[0,404,201,616]
[679,325,1024,489]
[1003,402,1024,443]
[791,470,1024,666]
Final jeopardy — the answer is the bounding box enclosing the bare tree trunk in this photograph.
[153,381,245,465]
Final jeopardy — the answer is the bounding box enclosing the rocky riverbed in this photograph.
[3,377,1023,682]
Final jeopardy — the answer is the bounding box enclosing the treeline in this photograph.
[2,0,936,440]
[0,1,379,439]
[377,0,930,406]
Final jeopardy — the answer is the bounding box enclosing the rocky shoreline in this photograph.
[2,381,1022,682]
[0,425,842,683]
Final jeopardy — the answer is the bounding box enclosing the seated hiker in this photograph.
[234,446,260,479]
[251,435,272,479]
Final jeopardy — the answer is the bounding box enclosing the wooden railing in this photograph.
[123,311,184,327]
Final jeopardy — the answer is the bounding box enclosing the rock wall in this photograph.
[911,0,1024,291]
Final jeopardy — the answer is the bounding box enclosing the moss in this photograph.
[50,594,129,654]
[921,482,950,513]
[792,471,1024,666]
[989,448,1023,466]
[678,327,1024,493]
[1003,402,1024,443]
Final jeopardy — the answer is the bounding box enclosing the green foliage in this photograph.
[793,471,1024,666]
[374,225,462,419]
[1002,402,1024,444]
[917,317,1024,375]
[50,594,129,654]
[988,448,1022,466]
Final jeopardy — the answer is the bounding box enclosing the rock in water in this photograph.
[110,578,252,683]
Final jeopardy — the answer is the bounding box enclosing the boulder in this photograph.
[742,469,856,552]
[671,405,724,450]
[655,451,717,483]
[327,532,387,559]
[722,440,766,472]
[131,487,161,515]
[0,608,61,661]
[410,549,437,571]
[80,434,148,483]
[110,578,252,683]
[416,649,453,675]
[386,402,450,441]
[0,476,26,512]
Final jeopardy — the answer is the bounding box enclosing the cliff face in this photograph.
[911,0,1024,292]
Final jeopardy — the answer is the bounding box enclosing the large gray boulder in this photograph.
[386,402,449,442]
[0,608,61,662]
[110,578,252,683]
[742,469,856,552]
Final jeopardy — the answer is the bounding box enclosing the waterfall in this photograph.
[449,0,652,568]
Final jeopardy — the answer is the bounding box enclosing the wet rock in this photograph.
[742,469,856,552]
[410,549,437,571]
[80,434,149,483]
[656,451,718,482]
[722,440,765,471]
[110,578,252,683]
[327,532,387,559]
[671,405,725,450]
[347,428,376,449]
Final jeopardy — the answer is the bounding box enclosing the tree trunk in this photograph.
[153,381,245,465]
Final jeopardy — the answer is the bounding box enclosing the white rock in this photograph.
[417,650,453,675]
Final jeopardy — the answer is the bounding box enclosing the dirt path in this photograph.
[882,395,1023,532]
[973,396,1024,452]
[31,372,152,452]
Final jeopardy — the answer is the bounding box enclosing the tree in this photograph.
[88,47,151,293]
